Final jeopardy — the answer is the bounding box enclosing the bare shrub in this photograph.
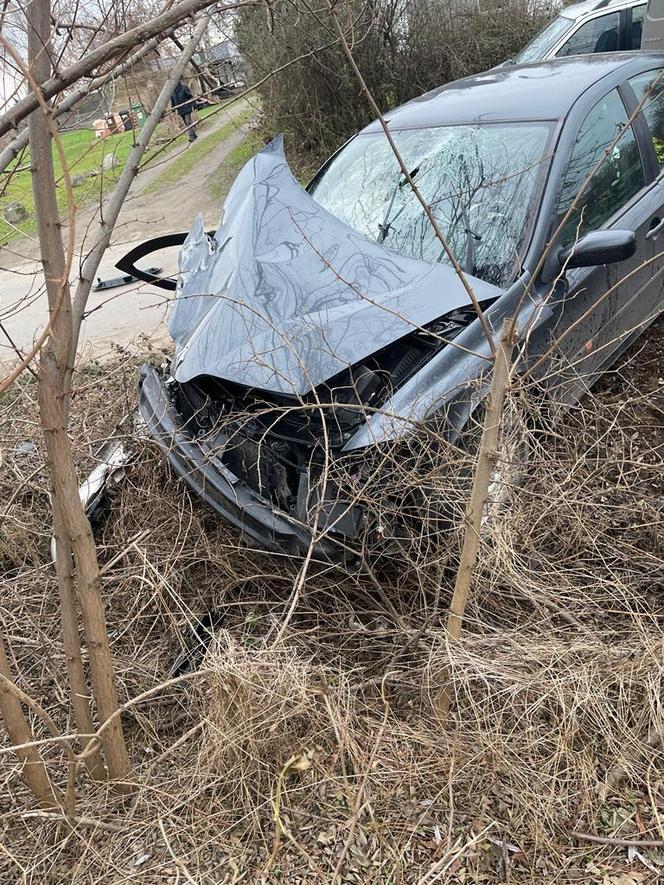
[235,0,556,160]
[0,317,662,878]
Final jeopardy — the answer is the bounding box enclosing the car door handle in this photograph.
[646,217,664,240]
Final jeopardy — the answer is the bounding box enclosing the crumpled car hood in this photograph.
[169,136,501,396]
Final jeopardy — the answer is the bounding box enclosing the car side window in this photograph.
[556,11,620,57]
[557,89,645,246]
[629,4,647,50]
[630,69,664,171]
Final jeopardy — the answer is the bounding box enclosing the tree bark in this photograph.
[437,318,516,718]
[26,0,129,786]
[52,502,106,780]
[0,635,63,809]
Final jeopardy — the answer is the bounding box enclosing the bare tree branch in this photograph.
[0,0,257,139]
[0,33,165,176]
[69,14,212,370]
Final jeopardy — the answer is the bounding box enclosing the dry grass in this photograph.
[0,321,662,882]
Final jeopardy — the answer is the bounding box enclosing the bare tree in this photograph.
[27,0,130,787]
[2,0,229,805]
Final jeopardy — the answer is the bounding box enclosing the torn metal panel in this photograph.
[49,431,136,566]
[139,364,363,568]
[167,136,500,397]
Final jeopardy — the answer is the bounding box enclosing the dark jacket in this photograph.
[171,82,194,117]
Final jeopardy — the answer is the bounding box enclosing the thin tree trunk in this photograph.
[69,14,211,368]
[52,502,106,780]
[26,0,130,786]
[0,636,63,809]
[437,318,515,718]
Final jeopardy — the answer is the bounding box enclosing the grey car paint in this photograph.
[130,53,664,561]
[343,54,664,445]
[533,59,664,396]
[169,136,500,397]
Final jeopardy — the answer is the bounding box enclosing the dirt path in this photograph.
[1,98,250,269]
[113,123,247,244]
[0,101,253,363]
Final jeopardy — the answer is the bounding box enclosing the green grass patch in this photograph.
[207,127,319,204]
[196,104,225,121]
[0,127,136,245]
[144,103,254,194]
[208,127,264,201]
[0,99,237,245]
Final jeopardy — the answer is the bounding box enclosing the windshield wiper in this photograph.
[460,206,482,274]
[434,206,481,275]
[377,164,421,243]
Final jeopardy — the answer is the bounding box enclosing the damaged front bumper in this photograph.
[138,365,364,569]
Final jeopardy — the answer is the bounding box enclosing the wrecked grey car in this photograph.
[127,55,664,566]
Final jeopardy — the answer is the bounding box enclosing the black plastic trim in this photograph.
[116,231,216,291]
[138,365,359,568]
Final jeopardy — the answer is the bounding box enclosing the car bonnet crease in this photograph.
[168,136,502,397]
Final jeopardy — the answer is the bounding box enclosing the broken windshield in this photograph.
[309,123,552,287]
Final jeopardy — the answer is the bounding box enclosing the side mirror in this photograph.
[558,229,636,269]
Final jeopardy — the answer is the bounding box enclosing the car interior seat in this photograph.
[594,27,619,52]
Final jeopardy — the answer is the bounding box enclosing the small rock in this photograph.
[4,201,29,224]
[102,153,119,171]
[71,172,88,187]
[15,440,37,456]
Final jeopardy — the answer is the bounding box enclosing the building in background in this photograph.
[197,40,244,89]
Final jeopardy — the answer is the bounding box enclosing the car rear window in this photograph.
[556,11,620,57]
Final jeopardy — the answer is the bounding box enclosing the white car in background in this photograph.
[511,0,664,63]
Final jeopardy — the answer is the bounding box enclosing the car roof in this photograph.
[559,0,640,22]
[362,52,664,130]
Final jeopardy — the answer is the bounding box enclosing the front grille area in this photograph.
[167,309,474,523]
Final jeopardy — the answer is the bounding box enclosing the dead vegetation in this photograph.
[235,0,554,159]
[0,318,662,882]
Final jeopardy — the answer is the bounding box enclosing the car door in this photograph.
[625,67,664,330]
[626,3,647,49]
[549,87,655,397]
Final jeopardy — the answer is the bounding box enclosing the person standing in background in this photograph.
[170,79,198,142]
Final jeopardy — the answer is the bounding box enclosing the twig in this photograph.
[572,831,664,848]
[12,810,125,834]
[159,818,199,884]
[329,3,495,354]
[600,731,663,800]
